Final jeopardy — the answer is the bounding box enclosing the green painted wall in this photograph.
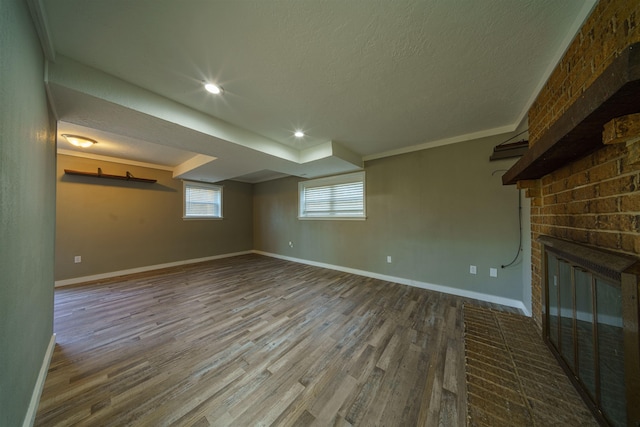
[0,0,56,425]
[254,133,524,302]
[56,155,254,281]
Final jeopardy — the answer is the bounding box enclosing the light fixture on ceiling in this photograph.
[294,131,305,138]
[62,134,97,148]
[204,82,223,94]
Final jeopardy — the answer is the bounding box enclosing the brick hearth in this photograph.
[463,305,597,426]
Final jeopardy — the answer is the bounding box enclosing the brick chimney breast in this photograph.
[522,0,640,330]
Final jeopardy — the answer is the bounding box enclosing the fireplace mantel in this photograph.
[503,42,640,185]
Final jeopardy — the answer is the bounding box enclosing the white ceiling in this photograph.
[34,0,596,183]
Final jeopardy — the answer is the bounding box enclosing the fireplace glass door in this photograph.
[543,243,637,427]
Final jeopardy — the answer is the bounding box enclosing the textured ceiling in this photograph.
[36,0,596,182]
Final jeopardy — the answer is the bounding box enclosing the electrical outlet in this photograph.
[387,256,392,263]
[288,241,294,248]
[490,268,498,277]
[74,255,82,264]
[470,265,477,275]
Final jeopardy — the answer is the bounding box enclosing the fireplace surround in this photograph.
[501,1,640,424]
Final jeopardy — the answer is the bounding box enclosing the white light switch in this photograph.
[490,268,498,277]
[74,256,82,263]
[470,265,477,274]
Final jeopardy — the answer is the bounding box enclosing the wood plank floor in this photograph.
[35,254,517,426]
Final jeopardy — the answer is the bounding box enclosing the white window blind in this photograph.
[183,181,222,219]
[299,172,365,219]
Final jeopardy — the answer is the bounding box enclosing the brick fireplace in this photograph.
[502,1,640,425]
[509,0,640,330]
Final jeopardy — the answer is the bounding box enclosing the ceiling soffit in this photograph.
[32,0,598,182]
[46,56,362,183]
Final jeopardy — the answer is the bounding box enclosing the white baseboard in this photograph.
[23,333,56,427]
[54,249,530,316]
[253,250,531,316]
[54,251,253,287]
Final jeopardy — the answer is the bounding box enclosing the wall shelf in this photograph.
[64,168,157,183]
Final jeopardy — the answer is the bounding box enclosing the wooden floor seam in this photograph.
[37,254,519,426]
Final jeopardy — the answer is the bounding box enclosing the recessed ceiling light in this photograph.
[294,131,305,138]
[204,83,223,94]
[62,134,97,148]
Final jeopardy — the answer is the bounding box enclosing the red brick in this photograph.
[542,204,566,215]
[595,143,626,163]
[596,214,636,231]
[552,215,598,229]
[555,190,572,204]
[529,0,640,137]
[574,215,598,229]
[619,193,640,212]
[588,231,621,250]
[550,167,572,183]
[566,200,591,214]
[587,161,618,183]
[526,187,542,198]
[554,227,568,240]
[572,185,597,201]
[566,172,589,189]
[541,173,554,187]
[549,179,568,194]
[566,228,590,244]
[569,155,595,176]
[621,159,640,173]
[621,233,640,254]
[517,179,539,190]
[591,197,619,213]
[597,175,637,197]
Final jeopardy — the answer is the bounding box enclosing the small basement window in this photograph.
[183,181,222,219]
[298,171,365,220]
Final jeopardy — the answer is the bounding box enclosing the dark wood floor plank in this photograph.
[35,254,517,426]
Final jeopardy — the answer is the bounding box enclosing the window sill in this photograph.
[298,216,366,221]
[182,216,224,220]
